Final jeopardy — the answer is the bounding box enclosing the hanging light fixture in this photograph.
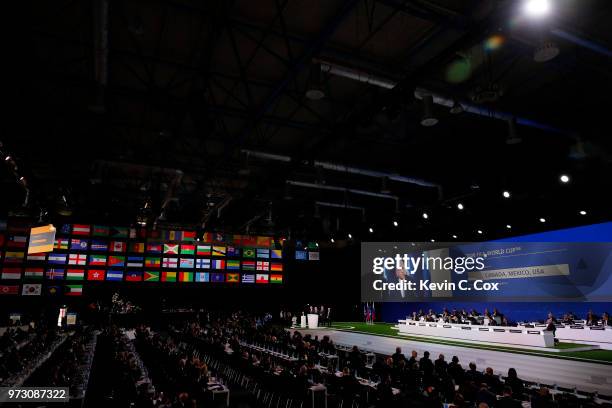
[420,95,438,127]
[305,62,326,100]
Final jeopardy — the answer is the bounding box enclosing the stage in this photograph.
[294,323,612,395]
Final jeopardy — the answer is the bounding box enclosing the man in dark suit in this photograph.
[419,351,434,382]
[497,386,522,408]
[483,367,502,394]
[391,347,406,367]
[465,362,483,385]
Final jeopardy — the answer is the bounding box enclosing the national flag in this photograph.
[125,271,143,282]
[92,225,110,236]
[90,240,109,251]
[106,271,123,281]
[0,285,19,295]
[127,256,144,268]
[308,251,320,261]
[307,241,319,250]
[212,259,225,270]
[59,224,72,234]
[195,272,210,282]
[110,226,128,238]
[48,253,67,264]
[243,248,256,258]
[202,232,214,243]
[257,248,269,258]
[270,249,282,259]
[87,270,105,281]
[270,263,283,272]
[162,258,178,268]
[196,245,211,256]
[146,243,162,253]
[270,274,283,284]
[232,234,243,245]
[129,227,137,239]
[145,257,161,268]
[295,250,307,260]
[226,273,240,283]
[162,271,177,282]
[65,285,83,296]
[68,253,87,265]
[226,246,240,257]
[130,242,145,253]
[179,258,194,268]
[46,269,65,280]
[110,241,127,252]
[241,236,258,247]
[211,272,224,282]
[256,261,269,271]
[54,238,70,250]
[179,271,193,282]
[256,274,269,284]
[22,284,42,296]
[47,286,61,295]
[4,251,24,263]
[195,259,210,269]
[144,271,160,282]
[107,256,125,267]
[66,269,85,280]
[27,253,46,262]
[241,261,255,271]
[213,232,225,243]
[1,268,21,280]
[147,230,161,239]
[24,267,44,279]
[70,239,89,251]
[8,235,27,248]
[89,255,107,266]
[241,274,255,284]
[164,244,179,254]
[180,244,195,255]
[212,246,226,256]
[226,260,240,270]
[72,224,91,236]
[256,236,271,247]
[182,231,196,241]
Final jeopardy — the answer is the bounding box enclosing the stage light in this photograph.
[430,239,435,242]
[393,220,399,227]
[539,217,546,223]
[330,238,335,243]
[422,212,429,219]
[579,210,587,215]
[19,176,24,181]
[4,155,10,161]
[457,203,464,210]
[523,0,551,17]
[502,190,511,198]
[421,95,438,127]
[560,174,570,183]
[452,234,458,239]
[368,227,374,233]
[347,233,352,239]
[506,224,512,229]
[477,229,483,235]
[315,242,319,247]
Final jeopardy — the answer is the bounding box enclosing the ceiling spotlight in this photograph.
[347,233,352,239]
[393,220,399,227]
[305,63,326,100]
[449,100,464,115]
[4,155,11,161]
[422,212,429,219]
[420,95,438,127]
[506,224,512,229]
[368,227,374,233]
[579,210,587,215]
[452,234,458,239]
[534,41,560,63]
[523,0,551,18]
[315,242,319,247]
[457,203,464,210]
[539,217,546,223]
[477,229,483,235]
[502,190,511,198]
[430,239,436,242]
[559,174,570,183]
[330,238,335,243]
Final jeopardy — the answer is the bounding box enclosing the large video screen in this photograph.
[0,222,284,296]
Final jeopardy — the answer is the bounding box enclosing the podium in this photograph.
[307,313,319,328]
[300,315,307,328]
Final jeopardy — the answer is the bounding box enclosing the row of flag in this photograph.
[1,256,282,271]
[0,271,282,286]
[0,284,82,296]
[295,250,320,261]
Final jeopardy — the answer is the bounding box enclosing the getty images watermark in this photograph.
[360,242,612,302]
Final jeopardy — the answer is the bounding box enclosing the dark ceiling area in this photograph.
[2,0,612,242]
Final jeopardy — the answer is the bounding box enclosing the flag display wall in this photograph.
[0,220,285,294]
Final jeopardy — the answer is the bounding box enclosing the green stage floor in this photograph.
[327,322,612,364]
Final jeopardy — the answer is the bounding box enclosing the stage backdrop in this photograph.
[380,222,612,323]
